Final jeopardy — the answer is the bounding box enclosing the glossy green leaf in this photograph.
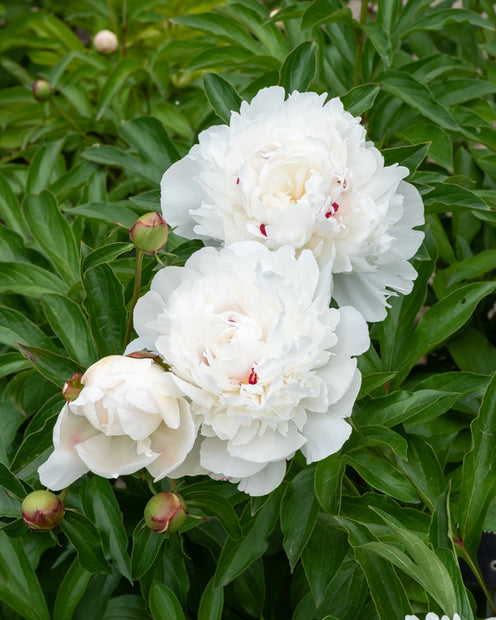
[102,594,150,620]
[0,530,50,620]
[0,172,29,239]
[458,373,496,556]
[83,264,127,358]
[82,243,134,273]
[314,452,345,514]
[198,577,224,620]
[340,84,380,116]
[214,488,282,587]
[52,559,92,620]
[17,343,83,387]
[301,4,351,30]
[382,143,429,174]
[0,262,68,296]
[203,73,241,123]
[80,477,132,583]
[42,293,98,368]
[149,583,186,620]
[183,491,242,539]
[81,147,159,186]
[347,425,409,461]
[400,7,493,36]
[443,249,496,287]
[69,202,141,229]
[279,41,317,93]
[26,139,65,195]
[0,352,31,379]
[346,451,419,503]
[59,510,112,575]
[0,462,29,498]
[131,519,165,581]
[281,468,319,570]
[23,191,80,283]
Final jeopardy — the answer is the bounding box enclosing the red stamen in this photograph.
[260,224,267,237]
[236,177,240,185]
[332,202,339,212]
[248,369,258,384]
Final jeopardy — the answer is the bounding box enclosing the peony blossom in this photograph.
[38,355,196,490]
[130,241,369,496]
[161,86,424,322]
[405,615,462,620]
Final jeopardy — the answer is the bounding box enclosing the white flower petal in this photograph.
[237,460,287,496]
[200,437,266,478]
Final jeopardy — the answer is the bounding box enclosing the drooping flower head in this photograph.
[38,355,196,490]
[131,242,369,495]
[161,86,424,322]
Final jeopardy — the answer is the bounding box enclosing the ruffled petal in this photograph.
[237,460,287,496]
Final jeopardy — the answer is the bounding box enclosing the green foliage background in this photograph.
[0,0,496,618]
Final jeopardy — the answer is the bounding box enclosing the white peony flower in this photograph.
[38,355,196,490]
[405,614,462,620]
[161,86,424,322]
[130,241,369,496]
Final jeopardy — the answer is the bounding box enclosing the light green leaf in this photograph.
[96,58,140,121]
[0,262,68,296]
[25,139,65,195]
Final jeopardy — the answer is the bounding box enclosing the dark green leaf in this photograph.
[203,73,241,123]
[17,344,83,388]
[340,83,380,116]
[198,577,224,620]
[149,583,186,620]
[131,519,165,580]
[0,172,29,239]
[301,4,352,30]
[96,58,140,120]
[382,143,429,174]
[279,41,317,93]
[69,202,141,229]
[26,140,65,195]
[81,147,159,186]
[314,452,345,514]
[52,559,92,620]
[183,491,242,539]
[23,191,80,283]
[59,510,112,574]
[0,262,68,297]
[83,264,127,358]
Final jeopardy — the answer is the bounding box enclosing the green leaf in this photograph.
[345,451,419,503]
[442,249,496,287]
[23,191,80,283]
[0,462,29,498]
[400,7,493,36]
[362,22,392,67]
[102,594,150,620]
[281,468,319,570]
[382,143,429,174]
[69,202,141,229]
[82,243,134,273]
[0,530,50,620]
[17,344,83,388]
[172,12,262,55]
[80,477,132,583]
[347,425,409,461]
[380,70,457,131]
[314,452,345,514]
[52,559,92,620]
[149,583,186,620]
[96,58,140,121]
[458,373,496,556]
[340,84,380,116]
[0,306,53,350]
[131,519,165,580]
[182,491,242,539]
[301,520,348,607]
[203,73,241,124]
[395,282,496,384]
[423,183,490,215]
[0,262,68,296]
[0,172,29,239]
[279,41,317,93]
[83,264,127,358]
[396,434,446,509]
[26,139,65,195]
[214,487,282,587]
[0,352,31,379]
[59,510,112,574]
[336,516,412,619]
[118,117,179,180]
[448,327,496,375]
[42,294,98,368]
[198,577,224,620]
[301,4,352,30]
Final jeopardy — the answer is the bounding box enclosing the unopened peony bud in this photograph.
[130,212,168,254]
[32,79,52,102]
[93,29,119,54]
[144,491,186,533]
[21,490,65,531]
[62,372,83,402]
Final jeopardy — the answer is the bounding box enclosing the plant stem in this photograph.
[106,0,118,37]
[455,538,496,615]
[125,249,144,347]
[353,0,369,86]
[122,0,127,57]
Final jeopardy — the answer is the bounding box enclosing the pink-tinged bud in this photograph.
[130,212,168,254]
[21,490,65,531]
[144,491,186,534]
[32,80,52,102]
[63,373,84,402]
[93,29,119,54]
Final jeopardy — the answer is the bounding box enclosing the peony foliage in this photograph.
[0,1,495,619]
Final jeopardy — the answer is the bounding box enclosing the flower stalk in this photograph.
[125,249,143,347]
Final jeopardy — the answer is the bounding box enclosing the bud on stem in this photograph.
[21,490,65,531]
[130,212,168,254]
[144,491,186,534]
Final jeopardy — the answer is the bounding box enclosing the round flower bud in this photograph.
[130,212,169,254]
[144,491,186,534]
[21,490,65,531]
[32,79,52,102]
[93,29,119,54]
